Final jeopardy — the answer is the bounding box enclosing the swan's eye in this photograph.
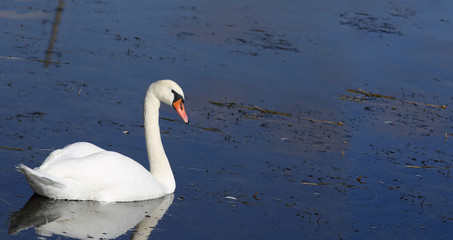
[171,90,184,103]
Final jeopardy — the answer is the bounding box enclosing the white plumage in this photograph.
[17,80,189,202]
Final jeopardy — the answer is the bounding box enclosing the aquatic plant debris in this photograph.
[347,88,396,100]
[356,176,366,184]
[194,126,222,132]
[0,146,24,151]
[160,115,226,134]
[252,192,261,200]
[160,117,177,122]
[404,101,447,109]
[224,196,238,200]
[0,55,67,65]
[208,101,292,116]
[339,11,403,35]
[301,117,343,126]
[208,100,342,126]
[208,101,227,107]
[302,182,358,188]
[342,88,447,109]
[405,165,452,169]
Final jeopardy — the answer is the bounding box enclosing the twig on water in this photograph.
[0,146,24,151]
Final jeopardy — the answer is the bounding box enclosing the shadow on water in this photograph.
[9,194,173,239]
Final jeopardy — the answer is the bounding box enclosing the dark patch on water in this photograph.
[339,12,404,35]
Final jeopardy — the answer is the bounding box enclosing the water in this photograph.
[1,0,453,239]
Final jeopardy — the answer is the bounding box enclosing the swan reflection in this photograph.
[9,194,174,239]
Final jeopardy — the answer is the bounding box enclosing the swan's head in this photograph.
[150,79,189,124]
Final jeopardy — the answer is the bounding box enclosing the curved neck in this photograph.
[143,90,175,193]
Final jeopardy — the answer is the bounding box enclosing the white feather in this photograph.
[17,80,187,202]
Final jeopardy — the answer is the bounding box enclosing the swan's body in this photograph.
[17,80,189,202]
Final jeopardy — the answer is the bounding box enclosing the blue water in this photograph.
[1,0,453,239]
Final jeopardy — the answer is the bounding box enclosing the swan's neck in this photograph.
[143,92,175,193]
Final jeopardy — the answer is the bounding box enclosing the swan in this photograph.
[17,79,189,202]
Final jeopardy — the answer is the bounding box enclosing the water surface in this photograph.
[1,0,453,239]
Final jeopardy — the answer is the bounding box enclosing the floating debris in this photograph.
[249,28,266,33]
[194,126,222,132]
[159,117,177,122]
[302,182,321,186]
[339,96,365,104]
[342,88,447,109]
[249,105,292,116]
[208,101,226,107]
[347,88,396,100]
[404,100,447,109]
[224,196,238,200]
[405,165,451,169]
[339,12,403,35]
[0,146,24,151]
[301,117,343,126]
[356,176,366,184]
[302,182,358,188]
[0,55,68,65]
[208,101,292,116]
[208,100,342,127]
[252,192,261,200]
[245,115,259,120]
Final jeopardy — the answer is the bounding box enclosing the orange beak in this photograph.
[172,99,189,124]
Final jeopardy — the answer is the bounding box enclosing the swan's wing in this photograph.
[33,151,166,201]
[17,164,69,199]
[40,142,106,169]
[39,151,148,182]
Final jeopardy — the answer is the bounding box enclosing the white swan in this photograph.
[17,80,189,202]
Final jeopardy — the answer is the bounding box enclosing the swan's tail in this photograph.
[17,164,65,198]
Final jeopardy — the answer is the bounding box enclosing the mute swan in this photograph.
[17,80,189,202]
